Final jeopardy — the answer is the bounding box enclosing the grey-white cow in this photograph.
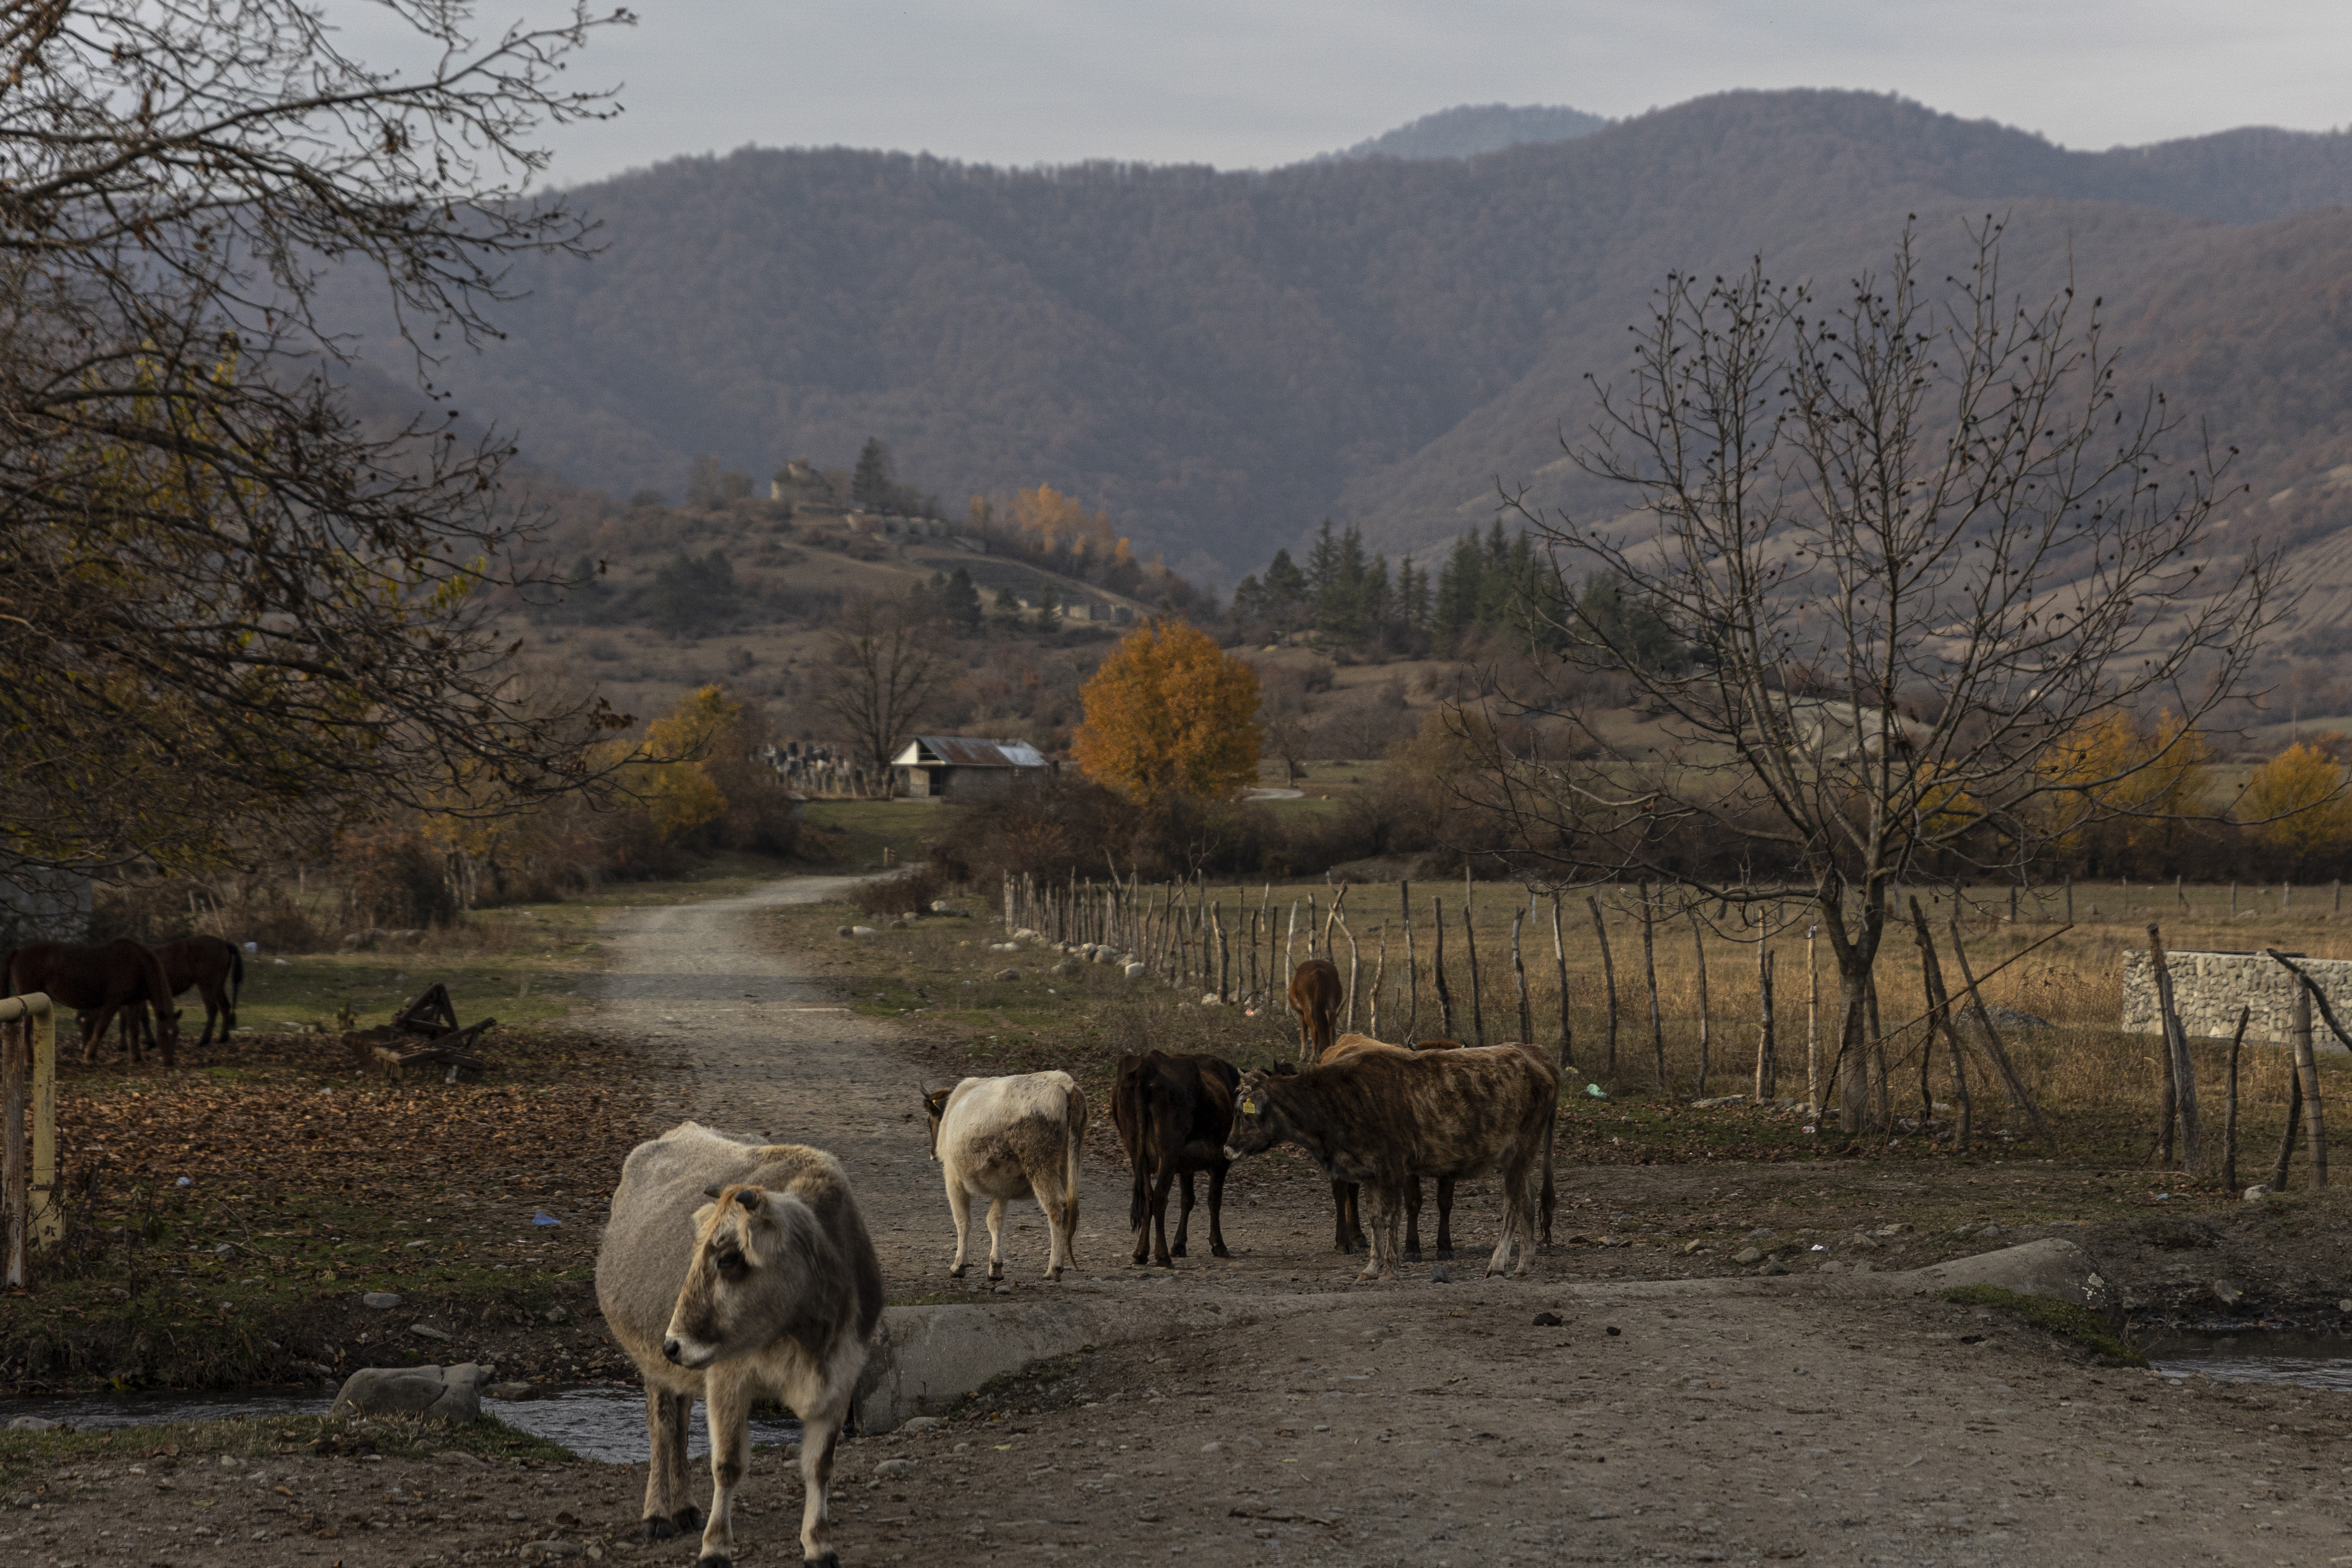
[920,1070,1087,1280]
[596,1122,883,1568]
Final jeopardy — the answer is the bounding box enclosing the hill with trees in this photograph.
[1310,103,1608,161]
[332,89,2352,597]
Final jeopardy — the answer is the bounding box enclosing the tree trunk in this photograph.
[2272,1035,2305,1191]
[1909,897,1970,1152]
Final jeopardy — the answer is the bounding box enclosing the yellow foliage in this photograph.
[1007,485,1118,557]
[631,685,742,840]
[2040,712,2212,854]
[1073,621,1263,802]
[2242,743,2352,869]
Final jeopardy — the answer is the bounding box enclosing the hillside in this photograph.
[1311,103,1608,162]
[333,89,2352,591]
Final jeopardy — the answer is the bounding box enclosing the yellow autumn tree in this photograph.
[2242,743,2352,873]
[1073,621,1263,802]
[2039,711,2214,868]
[608,684,740,841]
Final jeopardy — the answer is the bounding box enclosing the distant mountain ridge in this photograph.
[1311,103,1608,162]
[338,90,2352,593]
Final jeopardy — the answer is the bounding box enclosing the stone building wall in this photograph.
[2120,948,2352,1052]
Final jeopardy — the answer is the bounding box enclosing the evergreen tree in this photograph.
[851,437,893,511]
[940,566,983,632]
[1434,531,1485,642]
[1302,518,1342,611]
[651,549,736,637]
[1231,573,1268,623]
[1262,548,1308,619]
[1400,555,1430,630]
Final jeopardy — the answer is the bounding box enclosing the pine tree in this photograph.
[940,566,983,632]
[1262,549,1307,617]
[1303,518,1342,612]
[1434,531,1485,643]
[851,437,893,511]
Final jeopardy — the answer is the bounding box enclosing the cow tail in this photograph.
[0,949,14,999]
[1123,1074,1150,1229]
[229,942,244,1005]
[1064,1085,1088,1240]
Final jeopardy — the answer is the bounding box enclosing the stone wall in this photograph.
[2120,949,2352,1052]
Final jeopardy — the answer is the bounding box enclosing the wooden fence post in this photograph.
[1689,909,1711,1095]
[1462,897,1485,1048]
[2223,1005,2249,1193]
[2146,925,2202,1170]
[2294,981,2328,1188]
[1342,918,1360,1031]
[1551,891,1573,1071]
[1402,880,1419,1040]
[1909,897,1970,1152]
[1370,924,1387,1039]
[1511,909,1532,1046]
[1639,888,1664,1086]
[1433,896,1455,1038]
[1753,944,1775,1099]
[1213,902,1228,1003]
[1805,923,1820,1114]
[1947,918,2054,1145]
[1588,895,1618,1078]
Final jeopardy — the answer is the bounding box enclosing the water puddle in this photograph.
[0,1385,801,1464]
[2144,1329,2352,1392]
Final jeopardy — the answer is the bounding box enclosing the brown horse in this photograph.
[3,939,182,1066]
[116,934,244,1052]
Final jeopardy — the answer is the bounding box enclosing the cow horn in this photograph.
[735,1188,762,1211]
[702,1186,722,1200]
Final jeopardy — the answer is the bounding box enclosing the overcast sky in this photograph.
[373,1,2352,186]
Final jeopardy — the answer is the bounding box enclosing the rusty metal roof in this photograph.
[894,736,1048,769]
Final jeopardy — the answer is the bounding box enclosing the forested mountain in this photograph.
[1311,103,1608,162]
[338,89,2352,591]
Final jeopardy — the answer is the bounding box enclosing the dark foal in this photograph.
[5,939,181,1066]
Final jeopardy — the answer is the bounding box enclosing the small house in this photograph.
[890,736,1050,799]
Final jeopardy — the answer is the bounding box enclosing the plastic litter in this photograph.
[174,1176,191,1187]
[243,941,258,954]
[1584,1083,1608,1098]
[532,1209,561,1227]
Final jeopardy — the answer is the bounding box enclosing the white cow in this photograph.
[596,1122,882,1568]
[920,1071,1087,1280]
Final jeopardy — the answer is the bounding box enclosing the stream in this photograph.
[0,1385,803,1464]
[2144,1329,2352,1392]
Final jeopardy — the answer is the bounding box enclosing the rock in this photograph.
[1896,1238,2118,1319]
[2244,1185,2274,1201]
[930,902,967,917]
[2211,1278,2245,1308]
[836,925,855,938]
[1431,1264,1451,1283]
[1733,1247,1763,1265]
[519,1540,581,1561]
[1690,1094,1746,1108]
[898,1416,945,1433]
[330,1362,487,1423]
[1759,1260,1788,1276]
[484,1382,537,1401]
[850,925,880,938]
[1200,1440,1227,1454]
[339,928,389,952]
[874,1458,915,1476]
[1745,1227,1774,1239]
[1200,991,1221,1006]
[7,1415,62,1432]
[1532,1312,1564,1327]
[993,968,1021,982]
[1050,960,1080,977]
[410,1324,451,1342]
[1123,962,1146,980]
[361,1291,402,1310]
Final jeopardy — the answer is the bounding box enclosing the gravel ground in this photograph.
[11,877,2352,1567]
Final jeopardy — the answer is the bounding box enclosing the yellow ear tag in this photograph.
[1239,1096,1259,1114]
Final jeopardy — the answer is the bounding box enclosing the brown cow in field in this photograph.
[1288,958,1341,1062]
[1225,1044,1554,1281]
[1111,1051,1239,1267]
[4,940,181,1066]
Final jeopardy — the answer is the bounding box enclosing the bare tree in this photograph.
[815,597,943,795]
[0,1,633,879]
[1472,220,2285,1131]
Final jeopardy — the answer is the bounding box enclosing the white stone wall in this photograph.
[2120,948,2352,1052]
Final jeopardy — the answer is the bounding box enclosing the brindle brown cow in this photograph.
[1320,1034,1463,1260]
[1225,1044,1554,1282]
[1288,958,1341,1062]
[1111,1051,1239,1268]
[4,940,181,1067]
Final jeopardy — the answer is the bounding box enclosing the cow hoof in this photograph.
[948,1265,967,1279]
[1436,1248,1456,1261]
[640,1519,677,1542]
[1210,1244,1231,1259]
[1403,1248,1423,1263]
[806,1555,841,1568]
[1170,1242,1187,1257]
[672,1506,705,1533]
[1129,1254,1149,1267]
[697,1557,732,1568]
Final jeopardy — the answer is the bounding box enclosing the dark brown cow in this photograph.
[118,935,244,1052]
[4,940,181,1066]
[1224,1044,1554,1282]
[1287,958,1341,1062]
[1111,1051,1239,1268]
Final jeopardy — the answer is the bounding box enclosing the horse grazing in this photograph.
[118,935,245,1052]
[1288,958,1342,1062]
[4,940,181,1066]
